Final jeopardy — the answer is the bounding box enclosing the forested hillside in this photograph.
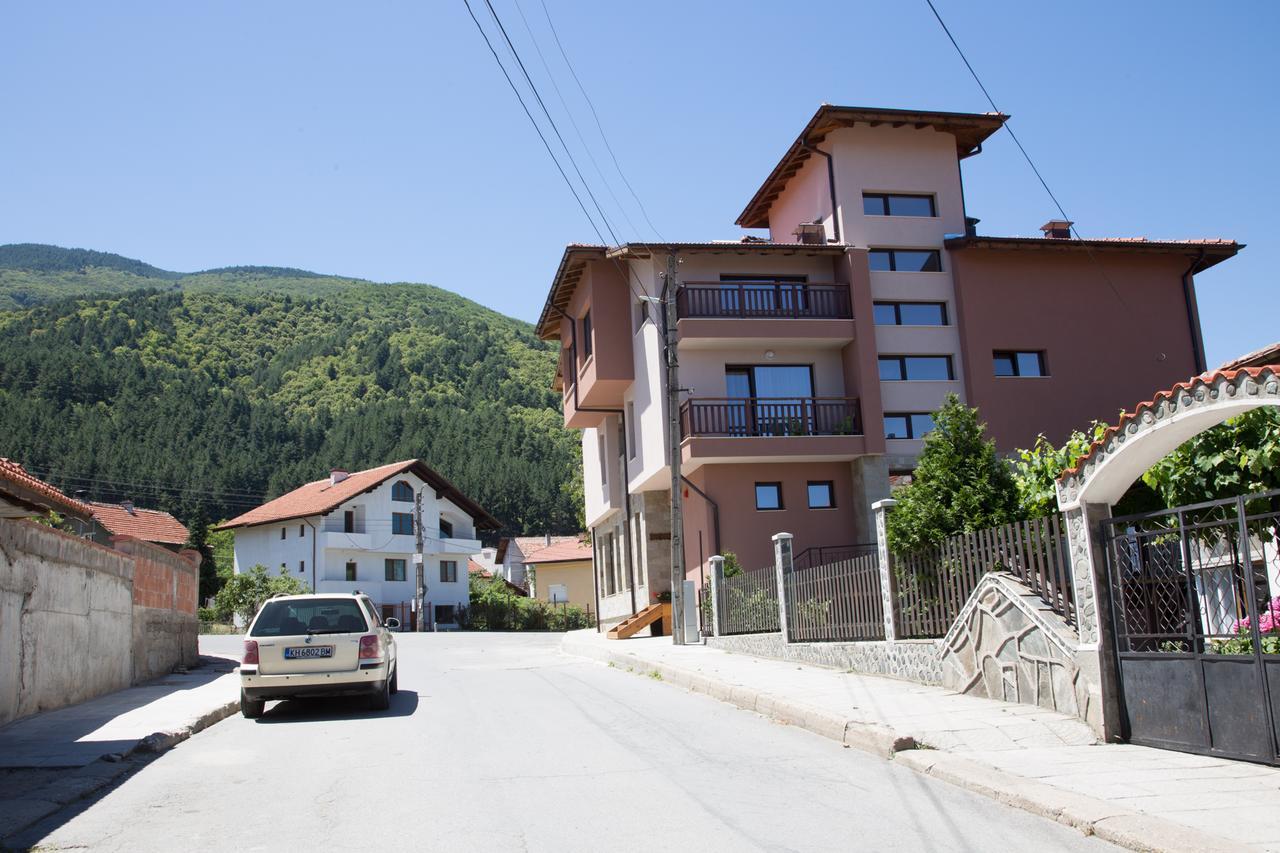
[0,244,580,537]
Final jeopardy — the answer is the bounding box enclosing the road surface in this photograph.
[17,633,1117,852]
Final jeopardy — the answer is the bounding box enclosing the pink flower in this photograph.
[1234,595,1280,634]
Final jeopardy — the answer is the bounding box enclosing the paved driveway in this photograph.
[15,632,1117,852]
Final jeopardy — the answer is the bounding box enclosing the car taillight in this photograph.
[242,640,259,665]
[359,634,381,660]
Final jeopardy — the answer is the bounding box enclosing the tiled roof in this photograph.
[0,459,93,519]
[217,459,500,531]
[1218,341,1280,372]
[88,501,189,545]
[523,539,593,564]
[498,535,582,563]
[1059,367,1276,480]
[468,558,491,578]
[944,235,1242,270]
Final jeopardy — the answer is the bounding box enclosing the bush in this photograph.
[212,564,308,624]
[464,574,592,631]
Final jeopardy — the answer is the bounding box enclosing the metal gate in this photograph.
[1104,489,1280,764]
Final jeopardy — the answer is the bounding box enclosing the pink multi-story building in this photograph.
[536,105,1240,628]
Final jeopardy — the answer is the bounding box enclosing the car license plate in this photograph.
[284,646,334,659]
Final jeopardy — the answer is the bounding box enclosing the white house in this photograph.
[218,459,500,629]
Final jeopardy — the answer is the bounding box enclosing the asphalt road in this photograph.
[19,633,1117,852]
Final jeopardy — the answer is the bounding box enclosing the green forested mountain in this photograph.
[0,244,580,537]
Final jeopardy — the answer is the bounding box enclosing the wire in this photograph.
[923,0,1129,310]
[537,0,665,244]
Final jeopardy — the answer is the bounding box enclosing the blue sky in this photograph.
[2,1,1275,366]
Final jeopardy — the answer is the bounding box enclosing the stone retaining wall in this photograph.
[708,632,944,685]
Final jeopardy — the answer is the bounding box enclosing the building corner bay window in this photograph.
[994,350,1047,377]
[878,355,953,381]
[884,412,935,440]
[868,249,942,272]
[872,301,947,326]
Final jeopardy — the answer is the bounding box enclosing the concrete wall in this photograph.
[0,519,135,726]
[112,537,200,684]
[707,632,943,685]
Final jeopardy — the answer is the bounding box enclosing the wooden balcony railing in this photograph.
[680,397,862,438]
[677,282,852,320]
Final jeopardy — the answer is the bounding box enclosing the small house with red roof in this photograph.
[84,500,190,552]
[217,460,500,629]
[0,458,92,522]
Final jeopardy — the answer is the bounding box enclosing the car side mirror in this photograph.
[384,617,400,630]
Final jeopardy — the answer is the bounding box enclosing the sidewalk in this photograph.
[562,630,1280,853]
[0,654,240,842]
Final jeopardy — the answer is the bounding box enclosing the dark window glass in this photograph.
[439,517,454,538]
[343,510,354,533]
[582,312,593,356]
[392,512,414,535]
[879,356,953,381]
[281,527,286,540]
[345,562,357,582]
[392,480,414,502]
[440,560,458,583]
[299,560,305,574]
[884,413,937,439]
[883,415,910,439]
[299,524,305,537]
[868,250,892,272]
[385,559,406,582]
[863,194,887,216]
[755,483,783,510]
[898,303,947,325]
[872,303,898,325]
[250,597,369,637]
[994,350,1047,377]
[894,250,942,272]
[807,481,835,509]
[887,195,936,217]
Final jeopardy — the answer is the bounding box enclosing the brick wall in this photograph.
[111,537,200,681]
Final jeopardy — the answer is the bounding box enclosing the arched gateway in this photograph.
[1056,365,1280,763]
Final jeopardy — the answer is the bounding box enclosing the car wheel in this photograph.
[389,665,399,695]
[241,689,265,719]
[370,673,392,711]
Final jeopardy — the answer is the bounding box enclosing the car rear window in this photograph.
[250,598,370,637]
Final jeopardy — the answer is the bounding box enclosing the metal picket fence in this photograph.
[717,565,781,635]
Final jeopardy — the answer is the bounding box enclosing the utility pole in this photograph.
[663,248,686,645]
[414,489,426,632]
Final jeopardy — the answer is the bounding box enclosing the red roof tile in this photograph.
[523,539,593,564]
[0,459,93,519]
[1059,367,1278,481]
[216,459,499,531]
[468,558,491,578]
[88,501,189,545]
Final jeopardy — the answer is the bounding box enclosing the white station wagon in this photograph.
[239,592,399,718]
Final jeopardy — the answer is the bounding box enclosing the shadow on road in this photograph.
[255,690,419,723]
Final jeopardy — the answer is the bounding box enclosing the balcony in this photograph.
[676,282,855,348]
[677,282,852,320]
[679,396,867,469]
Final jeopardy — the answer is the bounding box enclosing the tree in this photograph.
[1142,407,1280,507]
[1012,422,1109,518]
[212,564,307,625]
[885,395,1020,554]
[184,508,223,603]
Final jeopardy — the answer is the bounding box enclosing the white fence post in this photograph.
[873,499,900,642]
[708,555,724,638]
[773,532,793,643]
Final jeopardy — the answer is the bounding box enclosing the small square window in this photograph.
[807,481,835,509]
[392,512,414,535]
[440,560,458,583]
[385,559,406,582]
[755,482,783,511]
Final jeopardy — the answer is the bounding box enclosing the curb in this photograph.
[561,635,1251,853]
[130,698,241,755]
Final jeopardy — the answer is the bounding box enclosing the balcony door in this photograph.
[725,365,814,436]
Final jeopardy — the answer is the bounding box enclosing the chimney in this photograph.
[545,533,552,546]
[121,500,135,515]
[1040,219,1074,239]
[330,469,349,486]
[964,216,980,238]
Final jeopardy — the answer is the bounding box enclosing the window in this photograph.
[884,412,936,439]
[392,512,414,535]
[807,481,835,509]
[634,298,648,333]
[626,401,636,459]
[249,597,369,637]
[868,249,942,272]
[435,604,456,624]
[598,433,608,485]
[755,482,783,510]
[878,355,954,381]
[345,561,357,582]
[385,559,406,582]
[281,527,286,540]
[994,350,1048,377]
[299,524,305,537]
[344,510,355,533]
[299,560,306,574]
[862,193,936,217]
[440,560,458,583]
[392,480,414,502]
[549,583,569,603]
[439,517,454,539]
[873,301,947,326]
[582,311,593,357]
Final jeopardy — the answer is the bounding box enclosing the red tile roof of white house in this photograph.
[0,459,92,520]
[217,459,500,531]
[88,501,189,545]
